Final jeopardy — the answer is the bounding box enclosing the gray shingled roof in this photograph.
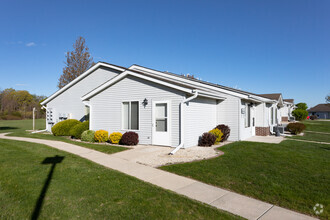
[258,93,282,100]
[308,104,330,112]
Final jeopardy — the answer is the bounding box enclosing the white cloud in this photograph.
[26,42,36,47]
[15,84,29,86]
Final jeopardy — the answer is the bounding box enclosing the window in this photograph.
[155,103,168,132]
[275,108,278,124]
[85,106,90,121]
[122,101,139,130]
[271,107,274,124]
[245,104,251,128]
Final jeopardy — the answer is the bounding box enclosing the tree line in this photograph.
[0,88,46,120]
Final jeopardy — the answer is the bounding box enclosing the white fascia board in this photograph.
[248,95,273,103]
[41,63,126,105]
[198,92,226,100]
[81,70,193,101]
[129,65,250,99]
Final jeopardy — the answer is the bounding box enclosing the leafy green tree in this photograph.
[295,103,308,110]
[58,36,95,89]
[292,109,308,121]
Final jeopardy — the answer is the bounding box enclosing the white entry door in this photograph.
[152,101,171,146]
[251,106,256,136]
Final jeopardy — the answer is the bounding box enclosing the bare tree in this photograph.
[326,94,330,103]
[58,36,95,88]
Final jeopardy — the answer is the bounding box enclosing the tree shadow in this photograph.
[0,126,18,130]
[31,155,65,220]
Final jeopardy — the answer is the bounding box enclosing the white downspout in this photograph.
[33,105,49,133]
[169,90,199,155]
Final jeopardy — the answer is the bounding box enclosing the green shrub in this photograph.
[292,109,308,121]
[209,128,223,144]
[109,132,122,144]
[286,122,306,135]
[70,121,89,139]
[198,132,216,147]
[81,130,95,142]
[94,130,109,142]
[51,119,81,136]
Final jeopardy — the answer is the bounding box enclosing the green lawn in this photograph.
[161,140,330,219]
[289,132,330,143]
[0,119,127,154]
[301,120,330,133]
[288,120,330,143]
[0,138,239,219]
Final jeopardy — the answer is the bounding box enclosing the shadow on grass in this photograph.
[0,126,18,130]
[31,155,65,220]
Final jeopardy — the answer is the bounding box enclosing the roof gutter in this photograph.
[169,90,199,155]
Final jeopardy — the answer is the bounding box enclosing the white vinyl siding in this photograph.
[46,67,121,131]
[184,97,217,148]
[90,75,184,147]
[216,94,240,141]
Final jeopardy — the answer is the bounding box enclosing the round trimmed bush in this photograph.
[51,119,81,136]
[94,130,109,143]
[286,122,306,135]
[209,128,223,144]
[215,124,230,142]
[198,132,216,147]
[109,132,122,144]
[70,121,89,139]
[309,115,317,120]
[81,130,95,142]
[120,132,139,145]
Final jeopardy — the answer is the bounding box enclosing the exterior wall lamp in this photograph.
[142,98,148,107]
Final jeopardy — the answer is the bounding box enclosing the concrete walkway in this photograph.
[305,130,330,135]
[245,136,284,144]
[0,133,316,220]
[286,138,330,145]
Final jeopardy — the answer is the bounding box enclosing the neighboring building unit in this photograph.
[308,104,330,119]
[41,62,295,148]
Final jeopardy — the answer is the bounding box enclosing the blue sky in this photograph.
[0,0,329,108]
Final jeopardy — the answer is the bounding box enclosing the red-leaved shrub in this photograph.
[286,122,306,135]
[198,132,216,147]
[120,131,139,145]
[309,115,317,120]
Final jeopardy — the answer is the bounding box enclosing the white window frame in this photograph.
[121,100,140,131]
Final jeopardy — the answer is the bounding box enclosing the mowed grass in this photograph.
[0,119,127,154]
[0,138,239,219]
[302,120,330,133]
[289,132,330,143]
[288,120,330,143]
[161,140,330,219]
